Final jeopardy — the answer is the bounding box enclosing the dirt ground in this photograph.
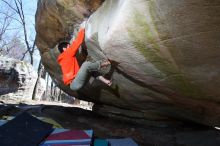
[1,99,220,146]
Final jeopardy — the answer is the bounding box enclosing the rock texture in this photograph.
[0,57,45,100]
[35,0,220,127]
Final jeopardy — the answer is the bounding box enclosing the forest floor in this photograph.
[0,99,220,146]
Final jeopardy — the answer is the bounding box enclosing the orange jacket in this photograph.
[57,28,85,85]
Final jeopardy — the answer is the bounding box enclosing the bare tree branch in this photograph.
[0,0,19,14]
[21,49,29,60]
[0,11,22,24]
[0,11,11,41]
[0,0,36,64]
[0,7,13,54]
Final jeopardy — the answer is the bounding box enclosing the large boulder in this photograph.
[35,0,220,126]
[0,57,38,100]
[0,57,46,101]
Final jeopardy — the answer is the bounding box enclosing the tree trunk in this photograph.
[45,73,50,100]
[32,60,43,100]
[58,89,62,101]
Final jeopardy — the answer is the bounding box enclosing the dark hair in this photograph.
[58,42,70,53]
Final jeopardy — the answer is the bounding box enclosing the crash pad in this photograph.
[38,117,62,128]
[40,129,93,146]
[0,120,7,126]
[107,138,138,146]
[94,139,109,146]
[0,112,53,146]
[1,116,62,128]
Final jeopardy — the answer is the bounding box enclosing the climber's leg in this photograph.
[70,61,101,91]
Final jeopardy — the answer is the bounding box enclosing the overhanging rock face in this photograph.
[35,0,220,126]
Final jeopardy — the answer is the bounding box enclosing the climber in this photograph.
[57,28,112,91]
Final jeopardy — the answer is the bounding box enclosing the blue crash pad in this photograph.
[107,138,138,146]
[94,139,109,146]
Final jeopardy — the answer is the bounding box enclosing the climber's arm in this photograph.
[66,28,85,56]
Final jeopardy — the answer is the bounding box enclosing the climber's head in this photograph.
[58,42,70,53]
